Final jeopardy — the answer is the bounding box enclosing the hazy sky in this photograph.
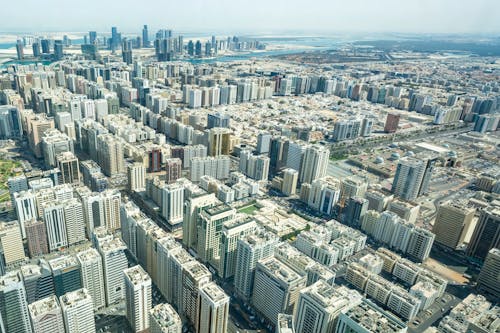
[2,0,500,34]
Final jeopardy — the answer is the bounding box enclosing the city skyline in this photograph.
[1,0,500,34]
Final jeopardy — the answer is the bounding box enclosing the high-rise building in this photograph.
[179,261,211,327]
[282,168,298,196]
[392,157,434,201]
[20,261,54,304]
[128,162,146,192]
[41,202,65,251]
[0,221,26,266]
[467,206,500,261]
[197,282,230,333]
[0,271,32,333]
[41,129,74,168]
[124,265,152,333]
[477,248,500,299]
[16,39,24,60]
[384,113,401,133]
[63,199,86,246]
[149,303,182,333]
[294,280,362,333]
[49,255,82,297]
[97,134,125,176]
[207,113,230,129]
[277,314,296,333]
[76,248,106,310]
[257,132,272,154]
[28,295,65,333]
[219,219,257,279]
[165,158,182,184]
[101,189,121,231]
[197,204,236,265]
[14,190,37,238]
[25,219,49,257]
[343,197,368,228]
[27,114,55,159]
[142,25,149,48]
[234,229,280,299]
[0,105,22,139]
[406,227,435,262]
[60,288,96,333]
[252,257,306,326]
[160,182,184,226]
[208,127,232,156]
[57,152,80,184]
[299,144,330,184]
[340,177,367,204]
[98,237,128,306]
[335,299,407,333]
[183,192,218,250]
[433,201,476,249]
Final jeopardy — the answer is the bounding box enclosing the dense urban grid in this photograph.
[0,24,498,333]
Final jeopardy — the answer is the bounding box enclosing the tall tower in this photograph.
[128,162,146,192]
[98,237,128,306]
[0,271,32,333]
[391,157,429,201]
[161,182,184,226]
[42,202,68,251]
[299,144,330,184]
[467,206,500,261]
[49,255,82,297]
[477,248,500,299]
[149,303,182,333]
[76,248,106,310]
[124,265,152,333]
[197,282,230,333]
[197,204,236,265]
[101,189,121,231]
[0,221,26,267]
[183,192,217,250]
[14,189,37,238]
[251,257,306,326]
[28,295,65,333]
[57,152,80,184]
[433,201,475,249]
[282,168,299,196]
[234,229,279,299]
[165,158,182,184]
[97,134,125,176]
[60,288,96,333]
[142,25,149,48]
[294,280,362,333]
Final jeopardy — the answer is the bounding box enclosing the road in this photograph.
[407,293,460,333]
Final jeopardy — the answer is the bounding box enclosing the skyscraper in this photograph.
[57,152,80,185]
[0,272,32,333]
[142,25,149,48]
[25,220,49,257]
[149,303,182,333]
[299,144,330,184]
[433,201,475,249]
[98,237,128,306]
[252,257,306,326]
[28,295,65,333]
[0,221,26,266]
[477,248,500,299]
[97,134,125,176]
[49,255,82,297]
[282,168,299,196]
[183,192,218,250]
[16,39,24,60]
[165,158,182,184]
[392,157,434,201]
[197,282,230,333]
[20,261,54,304]
[384,113,401,133]
[234,229,279,299]
[294,280,362,333]
[257,132,272,154]
[219,219,257,279]
[76,248,106,310]
[124,265,152,333]
[128,162,146,192]
[208,128,232,156]
[161,182,184,226]
[60,288,96,333]
[467,206,500,261]
[197,204,236,265]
